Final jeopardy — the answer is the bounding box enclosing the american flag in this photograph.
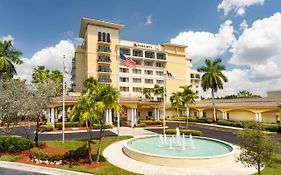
[64,65,68,76]
[165,70,175,79]
[120,53,136,68]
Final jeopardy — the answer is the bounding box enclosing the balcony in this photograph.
[98,78,112,83]
[98,68,112,73]
[98,58,111,64]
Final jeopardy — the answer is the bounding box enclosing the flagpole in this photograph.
[116,46,120,136]
[163,71,166,135]
[62,55,66,143]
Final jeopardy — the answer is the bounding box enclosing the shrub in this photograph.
[168,117,187,121]
[165,128,202,136]
[217,120,233,126]
[39,125,53,132]
[92,124,114,129]
[232,121,243,128]
[63,145,88,161]
[55,122,81,130]
[30,147,63,162]
[138,123,147,127]
[138,120,162,125]
[262,124,280,132]
[0,136,33,153]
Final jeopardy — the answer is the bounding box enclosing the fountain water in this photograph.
[158,127,195,150]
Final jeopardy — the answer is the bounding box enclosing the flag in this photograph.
[64,65,68,76]
[120,53,136,68]
[165,70,175,79]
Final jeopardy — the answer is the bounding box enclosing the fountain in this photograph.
[123,127,235,168]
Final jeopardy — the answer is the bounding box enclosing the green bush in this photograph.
[92,124,114,129]
[63,145,88,161]
[232,121,243,128]
[168,117,188,121]
[165,128,202,136]
[39,125,53,132]
[138,120,162,125]
[0,136,33,153]
[262,124,280,132]
[217,120,233,126]
[55,122,80,130]
[30,147,63,162]
[138,123,147,127]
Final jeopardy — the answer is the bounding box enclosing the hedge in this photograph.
[55,122,80,130]
[138,120,162,125]
[217,120,281,132]
[92,124,114,129]
[165,128,202,136]
[167,117,212,124]
[138,123,147,127]
[0,136,33,153]
[39,125,53,132]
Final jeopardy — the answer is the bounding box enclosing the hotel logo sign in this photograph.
[133,43,153,49]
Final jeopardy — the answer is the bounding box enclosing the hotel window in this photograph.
[98,45,111,52]
[144,61,153,67]
[156,53,166,60]
[156,80,164,84]
[102,32,106,42]
[145,79,153,84]
[145,51,155,59]
[119,68,129,73]
[98,65,111,72]
[120,86,129,92]
[120,48,130,55]
[156,71,164,76]
[98,75,111,83]
[156,62,164,68]
[106,33,111,42]
[120,77,129,82]
[133,59,142,65]
[191,74,194,78]
[132,78,142,83]
[133,49,143,57]
[194,112,197,117]
[98,55,111,62]
[132,68,141,74]
[133,87,142,92]
[196,74,200,79]
[98,32,102,41]
[144,70,153,75]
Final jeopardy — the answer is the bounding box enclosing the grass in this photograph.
[0,155,20,162]
[44,135,139,175]
[252,153,281,175]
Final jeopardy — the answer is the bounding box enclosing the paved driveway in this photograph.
[0,167,47,175]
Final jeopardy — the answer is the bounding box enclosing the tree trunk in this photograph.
[211,89,216,122]
[186,106,189,129]
[86,120,93,163]
[257,162,261,175]
[34,114,39,147]
[96,118,104,163]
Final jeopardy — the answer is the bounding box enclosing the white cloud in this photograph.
[239,19,248,30]
[218,0,265,16]
[15,40,75,85]
[202,12,281,98]
[145,14,152,25]
[170,20,235,62]
[0,34,14,42]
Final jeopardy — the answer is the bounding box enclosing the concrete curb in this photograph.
[38,129,111,135]
[0,161,93,175]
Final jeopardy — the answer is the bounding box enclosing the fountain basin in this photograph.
[123,135,236,168]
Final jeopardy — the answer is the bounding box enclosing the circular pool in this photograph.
[123,135,236,168]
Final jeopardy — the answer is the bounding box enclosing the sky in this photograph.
[0,0,281,97]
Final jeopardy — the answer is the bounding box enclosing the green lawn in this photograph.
[44,136,140,175]
[252,153,281,175]
[0,155,20,162]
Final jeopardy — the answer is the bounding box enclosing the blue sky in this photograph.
[1,0,281,96]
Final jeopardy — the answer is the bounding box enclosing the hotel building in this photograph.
[46,17,280,126]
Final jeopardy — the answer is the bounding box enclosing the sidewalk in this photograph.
[110,127,158,137]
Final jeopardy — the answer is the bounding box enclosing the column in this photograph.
[255,113,260,122]
[154,108,157,120]
[127,108,131,127]
[258,113,262,122]
[222,112,227,120]
[46,108,51,123]
[105,109,110,124]
[157,109,160,120]
[108,109,112,125]
[198,111,203,119]
[51,107,55,127]
[131,108,134,127]
[134,108,137,124]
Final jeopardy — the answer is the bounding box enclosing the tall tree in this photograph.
[197,58,228,122]
[152,84,164,101]
[170,92,184,117]
[0,40,23,80]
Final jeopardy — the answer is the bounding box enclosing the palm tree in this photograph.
[179,85,198,128]
[0,40,23,80]
[170,92,184,117]
[197,58,228,122]
[152,84,164,101]
[142,87,152,99]
[31,66,50,83]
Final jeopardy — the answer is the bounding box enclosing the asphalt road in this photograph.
[0,167,46,175]
[0,125,117,141]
